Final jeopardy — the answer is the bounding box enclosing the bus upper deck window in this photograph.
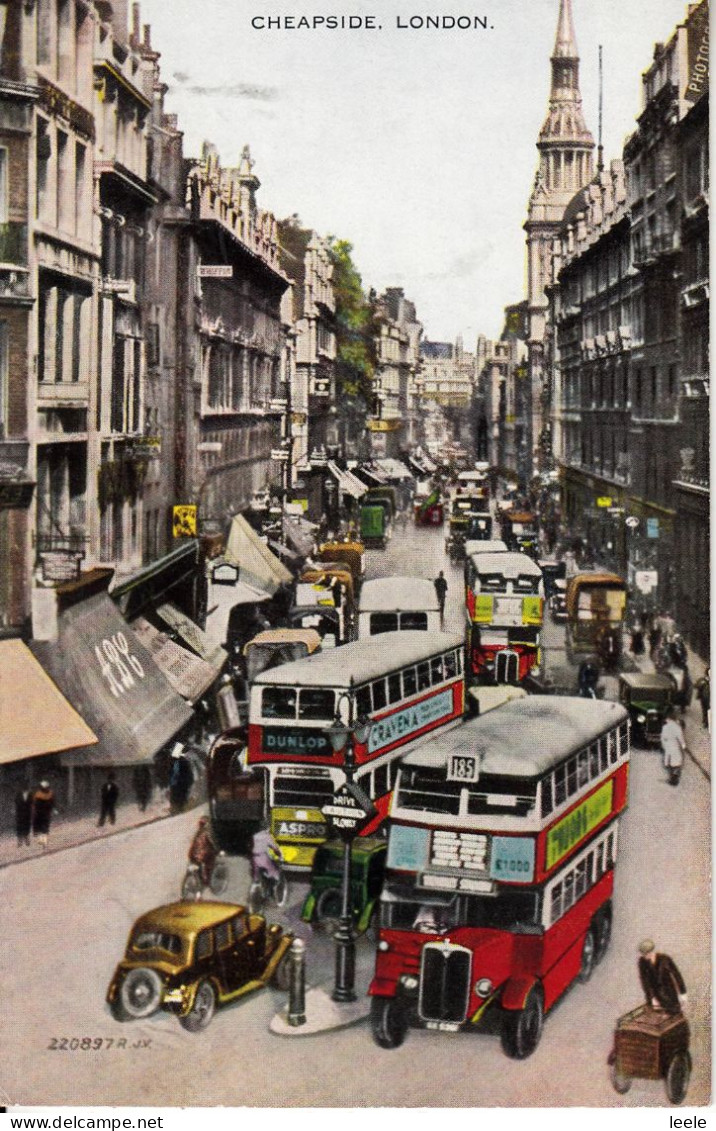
[550,883,562,925]
[541,776,553,817]
[554,765,566,806]
[403,667,417,697]
[417,662,431,691]
[566,757,578,796]
[262,687,297,719]
[370,612,398,635]
[388,673,402,704]
[357,685,371,716]
[589,743,600,779]
[599,737,609,772]
[372,679,387,710]
[444,652,457,679]
[401,611,428,631]
[298,688,336,721]
[430,656,444,684]
[577,749,589,787]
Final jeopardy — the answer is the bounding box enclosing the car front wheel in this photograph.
[179,980,216,1033]
[119,967,163,1020]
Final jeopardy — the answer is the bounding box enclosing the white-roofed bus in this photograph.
[465,550,544,685]
[246,631,466,870]
[369,697,630,1056]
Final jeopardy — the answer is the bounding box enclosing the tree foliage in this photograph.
[326,237,377,402]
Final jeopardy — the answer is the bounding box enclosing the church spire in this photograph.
[530,0,594,213]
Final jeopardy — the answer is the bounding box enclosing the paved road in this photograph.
[1,520,710,1108]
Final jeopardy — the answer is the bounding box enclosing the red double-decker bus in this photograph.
[464,550,544,684]
[245,631,466,870]
[369,697,629,1056]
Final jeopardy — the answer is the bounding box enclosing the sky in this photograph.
[138,0,691,343]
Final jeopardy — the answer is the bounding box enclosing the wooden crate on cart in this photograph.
[615,1004,690,1079]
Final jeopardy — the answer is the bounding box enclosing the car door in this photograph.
[224,912,260,989]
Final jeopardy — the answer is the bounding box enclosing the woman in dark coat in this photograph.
[15,787,33,847]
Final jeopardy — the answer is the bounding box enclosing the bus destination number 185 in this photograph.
[448,754,480,783]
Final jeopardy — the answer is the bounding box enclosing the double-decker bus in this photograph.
[369,697,630,1056]
[465,551,544,684]
[246,630,466,869]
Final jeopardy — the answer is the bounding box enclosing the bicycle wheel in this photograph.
[181,869,203,901]
[248,878,265,914]
[210,856,229,896]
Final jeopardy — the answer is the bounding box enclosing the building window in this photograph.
[57,129,72,233]
[36,118,51,222]
[0,147,7,225]
[0,320,7,439]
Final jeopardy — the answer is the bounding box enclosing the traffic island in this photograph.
[270,985,371,1036]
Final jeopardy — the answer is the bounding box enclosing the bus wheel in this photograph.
[501,987,543,1060]
[594,904,612,964]
[578,927,596,983]
[370,996,409,1049]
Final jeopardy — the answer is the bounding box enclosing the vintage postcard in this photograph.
[0,0,710,1121]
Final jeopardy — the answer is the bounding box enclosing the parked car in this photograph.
[618,672,675,746]
[300,837,387,937]
[550,578,568,622]
[107,901,293,1032]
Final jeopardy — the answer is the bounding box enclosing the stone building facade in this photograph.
[370,287,421,458]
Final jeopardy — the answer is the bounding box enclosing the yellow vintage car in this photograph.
[106,901,293,1032]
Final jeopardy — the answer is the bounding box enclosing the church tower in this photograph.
[523,0,595,476]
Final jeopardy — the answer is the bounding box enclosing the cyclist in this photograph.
[188,816,218,889]
[251,824,283,886]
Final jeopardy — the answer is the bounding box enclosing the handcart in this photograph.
[608,1004,691,1104]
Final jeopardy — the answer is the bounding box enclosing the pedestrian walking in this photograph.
[15,786,33,847]
[637,939,687,1015]
[32,780,56,849]
[660,709,686,786]
[434,570,448,628]
[132,764,153,812]
[98,770,119,827]
[694,667,710,730]
[169,744,194,814]
[669,663,692,715]
[647,614,662,660]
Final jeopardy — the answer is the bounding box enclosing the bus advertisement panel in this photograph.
[369,697,629,1057]
[246,631,466,869]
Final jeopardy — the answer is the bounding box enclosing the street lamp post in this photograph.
[325,696,374,1003]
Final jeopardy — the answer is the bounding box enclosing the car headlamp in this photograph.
[475,978,493,998]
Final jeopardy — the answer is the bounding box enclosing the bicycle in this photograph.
[181,851,230,901]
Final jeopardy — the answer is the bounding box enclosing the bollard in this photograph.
[287,937,306,1027]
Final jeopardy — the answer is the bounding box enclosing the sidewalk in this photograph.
[0,791,200,870]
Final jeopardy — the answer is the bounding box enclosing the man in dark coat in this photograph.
[32,781,55,848]
[15,787,33,847]
[98,770,119,827]
[434,571,448,627]
[638,939,687,1014]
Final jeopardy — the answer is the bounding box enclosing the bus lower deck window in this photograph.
[262,687,297,719]
[550,883,562,924]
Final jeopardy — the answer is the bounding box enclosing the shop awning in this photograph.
[155,602,227,670]
[327,461,367,500]
[283,516,316,557]
[31,593,193,767]
[268,539,302,566]
[204,576,272,650]
[111,540,199,620]
[132,617,221,704]
[0,639,98,765]
[225,515,293,595]
[374,458,415,481]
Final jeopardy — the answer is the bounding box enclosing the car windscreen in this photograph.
[130,930,184,958]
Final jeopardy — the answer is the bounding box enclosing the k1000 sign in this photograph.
[368,689,454,754]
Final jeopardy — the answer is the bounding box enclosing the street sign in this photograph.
[198,265,233,278]
[322,781,377,835]
[197,441,223,453]
[646,518,660,539]
[596,497,612,508]
[270,449,290,461]
[173,505,197,537]
[625,516,640,529]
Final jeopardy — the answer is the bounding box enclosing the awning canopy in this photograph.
[31,593,193,767]
[283,516,316,557]
[268,539,302,566]
[155,602,227,669]
[327,461,367,500]
[225,515,293,594]
[373,458,415,481]
[204,576,272,650]
[110,541,199,620]
[132,617,221,704]
[0,639,98,765]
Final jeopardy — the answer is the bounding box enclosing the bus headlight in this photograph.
[378,940,390,952]
[475,978,493,998]
[400,975,418,991]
